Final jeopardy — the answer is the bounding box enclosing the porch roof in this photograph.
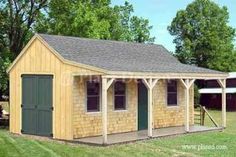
[39,34,227,77]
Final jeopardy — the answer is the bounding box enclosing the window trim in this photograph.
[166,79,179,107]
[113,81,128,111]
[85,80,101,113]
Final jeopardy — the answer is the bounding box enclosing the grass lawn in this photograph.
[0,110,236,157]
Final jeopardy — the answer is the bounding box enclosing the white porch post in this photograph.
[142,78,159,137]
[217,79,226,128]
[102,77,114,144]
[180,79,195,132]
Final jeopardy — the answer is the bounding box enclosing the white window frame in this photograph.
[166,79,178,107]
[85,80,101,113]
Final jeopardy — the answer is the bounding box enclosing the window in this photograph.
[167,80,177,106]
[86,81,100,112]
[114,81,126,110]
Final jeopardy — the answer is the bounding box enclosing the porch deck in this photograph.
[74,125,223,145]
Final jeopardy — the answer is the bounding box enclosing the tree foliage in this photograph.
[0,0,48,57]
[0,0,48,94]
[168,0,236,72]
[36,0,155,43]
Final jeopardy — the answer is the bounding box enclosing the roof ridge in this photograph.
[37,33,162,47]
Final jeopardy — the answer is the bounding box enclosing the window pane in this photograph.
[167,80,177,92]
[114,81,126,110]
[115,96,126,110]
[87,81,100,112]
[87,96,99,111]
[167,93,177,105]
[167,80,177,106]
[87,82,99,95]
[114,81,125,95]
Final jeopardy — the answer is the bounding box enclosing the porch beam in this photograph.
[101,77,114,144]
[180,79,195,132]
[217,79,226,128]
[142,78,159,137]
[102,75,227,80]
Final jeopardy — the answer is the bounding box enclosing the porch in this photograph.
[74,125,223,145]
[72,73,227,144]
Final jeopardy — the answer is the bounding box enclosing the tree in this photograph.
[130,16,154,43]
[114,1,154,43]
[0,53,11,95]
[36,0,154,43]
[168,0,236,72]
[36,0,116,39]
[0,6,11,94]
[0,0,48,93]
[0,0,48,57]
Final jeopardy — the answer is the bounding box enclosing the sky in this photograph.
[111,0,236,52]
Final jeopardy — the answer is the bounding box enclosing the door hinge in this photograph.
[21,129,24,133]
[50,133,53,137]
[51,107,54,111]
[21,104,23,108]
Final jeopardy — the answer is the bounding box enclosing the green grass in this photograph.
[0,110,236,157]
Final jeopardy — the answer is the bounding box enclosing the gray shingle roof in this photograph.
[38,34,224,74]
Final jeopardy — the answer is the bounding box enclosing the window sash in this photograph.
[114,95,126,110]
[114,81,126,110]
[86,81,100,112]
[167,80,177,106]
[167,93,177,105]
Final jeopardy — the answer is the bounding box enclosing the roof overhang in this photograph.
[72,71,228,80]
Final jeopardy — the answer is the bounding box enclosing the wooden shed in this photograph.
[7,34,228,144]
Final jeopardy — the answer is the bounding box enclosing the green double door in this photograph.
[138,81,148,130]
[22,75,53,137]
